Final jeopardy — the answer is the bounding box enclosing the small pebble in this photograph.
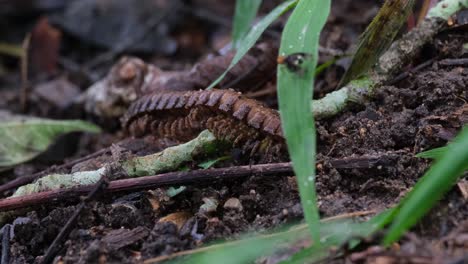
[223,198,243,212]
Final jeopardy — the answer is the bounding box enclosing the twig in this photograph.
[0,153,408,212]
[39,174,108,264]
[1,224,10,264]
[0,162,294,212]
[20,34,31,113]
[0,148,110,196]
[438,58,468,67]
[387,58,435,85]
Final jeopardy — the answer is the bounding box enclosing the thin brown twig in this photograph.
[322,210,377,222]
[0,162,294,212]
[0,151,407,210]
[20,33,31,113]
[438,58,468,67]
[387,58,435,85]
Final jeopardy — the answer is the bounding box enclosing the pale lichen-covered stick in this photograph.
[12,130,218,197]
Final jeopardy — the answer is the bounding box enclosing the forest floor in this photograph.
[0,0,466,263]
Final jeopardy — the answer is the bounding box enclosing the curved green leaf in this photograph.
[207,0,297,89]
[232,0,262,50]
[0,118,101,167]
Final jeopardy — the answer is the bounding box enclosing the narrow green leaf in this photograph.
[207,0,298,90]
[198,155,230,169]
[232,0,262,50]
[415,146,448,159]
[0,118,101,167]
[280,219,384,264]
[164,220,368,264]
[277,0,331,243]
[384,126,468,245]
[315,57,339,76]
[339,0,415,86]
[416,145,468,170]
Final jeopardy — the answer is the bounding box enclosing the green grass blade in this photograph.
[279,218,387,264]
[277,0,330,243]
[339,0,415,86]
[163,220,367,264]
[416,145,468,170]
[207,0,297,90]
[415,146,448,159]
[162,223,308,264]
[232,0,262,50]
[383,126,468,245]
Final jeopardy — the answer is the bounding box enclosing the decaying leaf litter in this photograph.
[0,0,467,263]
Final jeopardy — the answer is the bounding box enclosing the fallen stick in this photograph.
[0,162,294,212]
[0,151,409,212]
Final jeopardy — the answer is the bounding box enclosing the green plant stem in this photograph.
[312,0,468,119]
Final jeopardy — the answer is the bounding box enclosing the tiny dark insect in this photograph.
[277,52,313,74]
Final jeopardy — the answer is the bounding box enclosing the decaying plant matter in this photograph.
[122,89,286,160]
[140,42,278,94]
[82,42,277,118]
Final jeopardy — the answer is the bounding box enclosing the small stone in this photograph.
[223,198,243,212]
[199,197,219,214]
[158,212,192,231]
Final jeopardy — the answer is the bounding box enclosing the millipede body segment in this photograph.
[122,89,286,159]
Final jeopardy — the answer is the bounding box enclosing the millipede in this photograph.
[121,89,286,160]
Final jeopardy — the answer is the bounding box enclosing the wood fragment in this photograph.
[0,162,294,213]
[102,227,149,250]
[0,152,405,213]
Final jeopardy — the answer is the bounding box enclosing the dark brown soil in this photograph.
[0,0,467,263]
